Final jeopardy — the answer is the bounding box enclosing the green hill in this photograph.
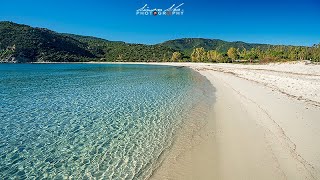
[0,21,95,62]
[160,38,269,56]
[63,33,175,62]
[1,21,319,63]
[0,21,175,63]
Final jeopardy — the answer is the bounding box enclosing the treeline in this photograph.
[1,21,319,63]
[170,44,320,63]
[64,34,177,62]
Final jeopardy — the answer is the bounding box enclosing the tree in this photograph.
[207,50,223,62]
[244,48,260,62]
[298,47,307,60]
[171,52,182,62]
[311,44,320,62]
[191,47,207,62]
[239,48,247,59]
[288,46,298,60]
[227,47,238,62]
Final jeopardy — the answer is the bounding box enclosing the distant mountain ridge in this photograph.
[0,21,314,63]
[160,38,271,56]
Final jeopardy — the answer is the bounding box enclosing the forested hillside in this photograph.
[0,22,175,63]
[1,21,319,63]
[0,21,95,62]
[64,34,175,62]
[160,38,268,55]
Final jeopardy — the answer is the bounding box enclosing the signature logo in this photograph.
[136,3,184,16]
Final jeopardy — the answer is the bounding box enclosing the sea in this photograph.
[0,63,213,179]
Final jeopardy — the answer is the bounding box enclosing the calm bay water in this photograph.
[0,63,212,179]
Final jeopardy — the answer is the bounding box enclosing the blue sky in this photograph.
[0,0,319,46]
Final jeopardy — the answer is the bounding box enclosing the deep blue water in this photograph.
[0,63,212,179]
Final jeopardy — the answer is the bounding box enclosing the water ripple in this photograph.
[0,64,210,179]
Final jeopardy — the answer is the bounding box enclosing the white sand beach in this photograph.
[148,62,320,180]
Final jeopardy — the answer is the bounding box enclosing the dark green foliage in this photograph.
[102,44,174,62]
[161,38,320,62]
[160,38,268,56]
[230,45,320,63]
[1,22,319,63]
[63,33,175,62]
[0,21,175,63]
[0,21,95,62]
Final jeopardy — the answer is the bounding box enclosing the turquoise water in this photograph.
[0,63,213,179]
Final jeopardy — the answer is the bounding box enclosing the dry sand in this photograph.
[148,62,320,180]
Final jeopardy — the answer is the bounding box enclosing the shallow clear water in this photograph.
[0,63,212,179]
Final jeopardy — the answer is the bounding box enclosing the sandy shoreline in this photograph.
[146,62,320,180]
[28,61,320,179]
